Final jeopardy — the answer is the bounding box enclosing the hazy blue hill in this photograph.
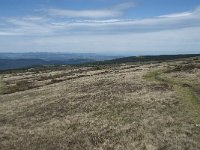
[0,53,199,70]
[0,52,117,61]
[90,54,200,65]
[0,58,94,70]
[0,52,118,70]
[0,59,47,70]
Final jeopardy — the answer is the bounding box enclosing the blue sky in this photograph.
[0,0,200,55]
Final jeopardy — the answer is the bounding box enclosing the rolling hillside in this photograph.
[0,56,200,149]
[90,54,200,65]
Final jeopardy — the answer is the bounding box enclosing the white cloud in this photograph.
[1,27,200,55]
[42,7,200,35]
[158,12,192,18]
[0,4,200,54]
[112,2,135,10]
[47,9,121,18]
[45,2,135,18]
[1,5,200,36]
[0,31,20,36]
[0,17,59,35]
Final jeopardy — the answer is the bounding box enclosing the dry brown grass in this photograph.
[0,57,200,150]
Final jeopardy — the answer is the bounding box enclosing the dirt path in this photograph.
[145,69,200,123]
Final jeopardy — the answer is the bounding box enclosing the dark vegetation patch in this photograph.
[195,89,200,99]
[77,79,143,94]
[147,83,173,92]
[182,83,192,88]
[0,67,104,94]
[165,63,200,73]
[1,80,39,95]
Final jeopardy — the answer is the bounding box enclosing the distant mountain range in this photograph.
[0,52,117,61]
[0,58,95,70]
[0,53,199,70]
[88,54,200,65]
[0,53,118,70]
[110,54,200,63]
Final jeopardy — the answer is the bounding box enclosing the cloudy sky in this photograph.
[0,0,200,55]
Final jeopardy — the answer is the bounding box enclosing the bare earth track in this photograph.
[0,57,200,149]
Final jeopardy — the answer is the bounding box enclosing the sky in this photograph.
[0,0,200,56]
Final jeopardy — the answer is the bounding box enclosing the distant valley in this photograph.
[0,53,118,70]
[0,53,199,70]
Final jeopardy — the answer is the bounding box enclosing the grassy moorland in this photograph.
[0,56,200,149]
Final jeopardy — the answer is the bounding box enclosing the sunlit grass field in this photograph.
[0,57,200,149]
